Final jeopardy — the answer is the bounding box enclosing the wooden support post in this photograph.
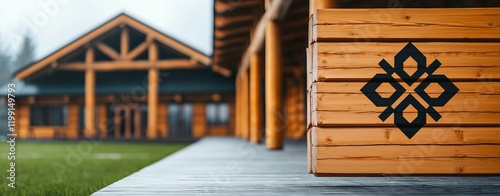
[235,76,241,137]
[250,52,262,143]
[309,0,339,15]
[125,106,131,138]
[134,105,141,139]
[265,2,283,149]
[241,69,250,140]
[98,104,107,138]
[148,42,159,139]
[121,27,129,59]
[85,48,96,138]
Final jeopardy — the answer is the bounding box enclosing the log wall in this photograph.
[307,8,500,175]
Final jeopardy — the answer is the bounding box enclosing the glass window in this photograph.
[30,106,68,126]
[206,103,229,126]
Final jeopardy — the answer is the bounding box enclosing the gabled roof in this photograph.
[15,13,212,80]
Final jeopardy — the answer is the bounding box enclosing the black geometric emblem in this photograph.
[361,42,459,139]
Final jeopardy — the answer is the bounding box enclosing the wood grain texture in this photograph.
[314,145,500,159]
[312,8,500,41]
[308,8,500,175]
[313,111,500,127]
[310,42,500,81]
[311,93,500,112]
[313,82,500,94]
[315,158,500,175]
[312,127,500,146]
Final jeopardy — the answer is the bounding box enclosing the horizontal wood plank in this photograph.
[313,82,500,94]
[314,145,500,159]
[315,67,500,82]
[312,8,500,41]
[314,158,500,175]
[312,93,500,112]
[312,127,500,146]
[310,42,500,81]
[312,111,500,127]
[316,42,500,68]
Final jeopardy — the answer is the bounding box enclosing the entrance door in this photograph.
[114,104,142,139]
[168,103,193,138]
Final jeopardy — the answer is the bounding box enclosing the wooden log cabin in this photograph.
[7,14,236,140]
[213,0,500,175]
[2,0,500,175]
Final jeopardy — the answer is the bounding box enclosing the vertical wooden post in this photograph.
[85,48,96,138]
[125,106,131,138]
[98,104,107,138]
[121,26,129,59]
[241,69,250,140]
[192,103,206,138]
[265,0,283,149]
[115,107,122,138]
[310,0,339,15]
[147,42,159,139]
[235,76,241,137]
[250,52,262,143]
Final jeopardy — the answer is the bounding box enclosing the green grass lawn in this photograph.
[0,140,188,195]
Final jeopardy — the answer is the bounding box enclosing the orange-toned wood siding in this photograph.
[307,8,500,175]
[192,102,206,138]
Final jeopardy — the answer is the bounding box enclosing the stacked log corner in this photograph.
[307,8,500,176]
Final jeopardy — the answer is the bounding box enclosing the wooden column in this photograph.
[241,69,250,140]
[98,104,107,138]
[125,106,131,138]
[265,0,283,149]
[250,52,263,143]
[121,26,129,59]
[235,76,241,137]
[310,0,339,15]
[147,42,159,139]
[192,103,206,138]
[85,48,96,138]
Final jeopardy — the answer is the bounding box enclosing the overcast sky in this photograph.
[0,0,213,60]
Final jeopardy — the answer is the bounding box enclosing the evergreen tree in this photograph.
[12,34,36,73]
[0,40,11,85]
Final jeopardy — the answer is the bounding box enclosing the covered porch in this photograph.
[94,137,500,195]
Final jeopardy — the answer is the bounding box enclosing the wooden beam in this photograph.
[85,48,96,138]
[237,0,287,79]
[15,15,127,80]
[95,42,120,60]
[215,14,255,28]
[212,64,232,77]
[147,43,159,139]
[125,41,150,60]
[121,27,129,58]
[309,0,339,16]
[214,36,248,48]
[57,59,197,71]
[265,3,283,149]
[250,52,262,143]
[215,0,261,14]
[214,25,252,40]
[122,16,211,65]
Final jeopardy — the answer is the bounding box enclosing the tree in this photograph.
[12,34,36,74]
[0,40,11,86]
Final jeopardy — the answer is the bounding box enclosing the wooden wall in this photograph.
[192,102,207,138]
[15,95,235,139]
[307,8,500,175]
[158,103,168,138]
